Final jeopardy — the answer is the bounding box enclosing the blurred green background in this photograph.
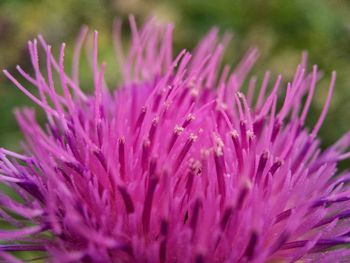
[1,0,350,152]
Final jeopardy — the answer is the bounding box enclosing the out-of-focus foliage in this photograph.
[1,0,350,153]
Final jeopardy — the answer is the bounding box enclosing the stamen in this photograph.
[256,151,269,183]
[142,176,159,234]
[214,150,226,199]
[117,185,135,214]
[258,75,282,119]
[118,137,126,180]
[275,209,293,224]
[240,121,248,149]
[312,195,350,208]
[256,71,270,110]
[237,183,250,209]
[134,107,147,132]
[94,150,107,172]
[3,70,58,117]
[244,231,258,260]
[0,225,44,241]
[64,161,85,175]
[16,181,45,203]
[247,76,257,107]
[311,71,336,138]
[271,120,281,143]
[268,159,283,176]
[72,26,89,85]
[195,254,205,263]
[38,35,87,101]
[112,19,125,72]
[253,117,264,140]
[149,117,159,146]
[175,134,197,171]
[183,113,195,128]
[190,198,202,235]
[282,238,350,251]
[160,219,168,236]
[292,140,311,173]
[0,244,46,252]
[186,159,201,196]
[159,238,167,263]
[300,65,317,124]
[149,158,157,176]
[152,92,163,112]
[313,209,350,228]
[220,205,234,231]
[247,130,255,148]
[269,231,290,255]
[168,125,184,153]
[230,130,243,172]
[142,138,151,173]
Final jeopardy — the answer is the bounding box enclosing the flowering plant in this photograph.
[1,18,350,262]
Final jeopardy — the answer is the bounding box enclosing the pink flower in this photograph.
[1,17,350,262]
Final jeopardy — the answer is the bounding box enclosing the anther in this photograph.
[244,231,258,260]
[183,113,195,128]
[268,159,283,176]
[256,150,269,183]
[142,176,159,234]
[134,106,147,131]
[142,138,151,173]
[214,149,226,198]
[220,205,234,231]
[174,134,197,171]
[117,185,135,214]
[168,125,184,153]
[118,137,126,180]
[230,130,243,172]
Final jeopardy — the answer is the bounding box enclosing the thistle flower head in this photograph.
[1,17,350,262]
